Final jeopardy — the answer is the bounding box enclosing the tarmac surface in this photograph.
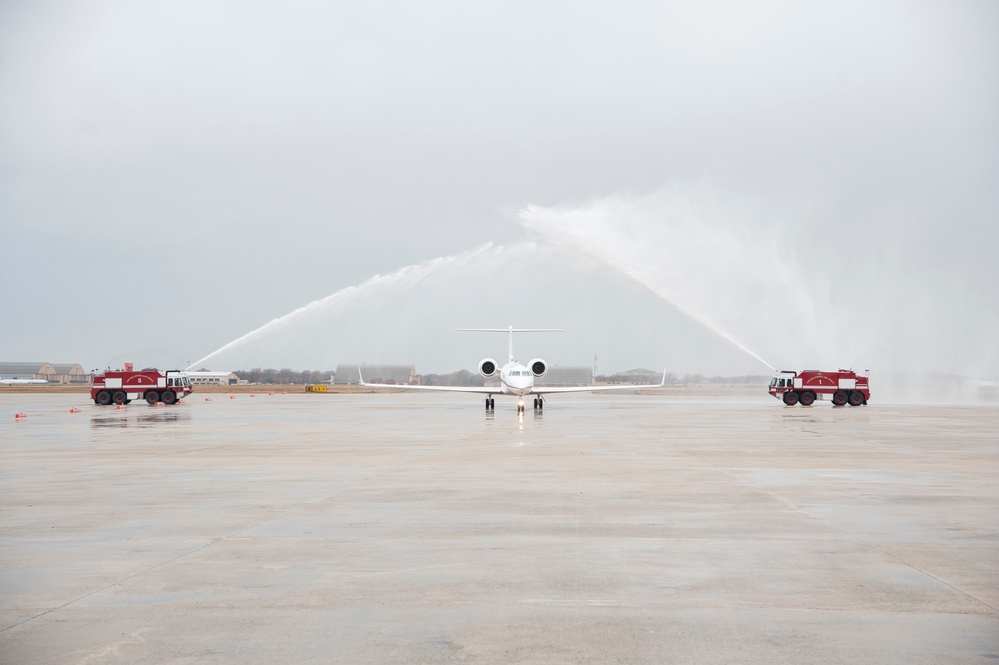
[1,391,997,664]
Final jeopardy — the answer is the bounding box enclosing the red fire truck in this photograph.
[768,369,870,406]
[91,364,193,406]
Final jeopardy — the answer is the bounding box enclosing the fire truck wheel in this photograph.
[799,391,815,406]
[161,390,177,405]
[112,391,127,405]
[95,391,111,405]
[145,391,160,405]
[783,391,798,406]
[832,390,848,406]
[848,391,864,406]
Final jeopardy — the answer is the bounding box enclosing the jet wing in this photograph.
[358,368,497,393]
[532,369,668,394]
[359,381,498,394]
[358,368,667,395]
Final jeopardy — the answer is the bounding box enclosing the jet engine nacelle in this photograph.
[478,358,498,378]
[528,358,548,377]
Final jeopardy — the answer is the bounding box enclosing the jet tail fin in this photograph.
[457,326,562,363]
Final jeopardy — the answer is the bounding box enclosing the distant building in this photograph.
[609,368,661,384]
[186,371,240,386]
[535,366,593,386]
[50,364,90,383]
[0,362,90,384]
[336,364,416,385]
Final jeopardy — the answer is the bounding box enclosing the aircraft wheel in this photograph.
[799,391,815,406]
[146,391,160,405]
[112,391,127,405]
[848,391,864,406]
[95,391,111,405]
[783,391,798,406]
[161,390,177,405]
[832,390,847,406]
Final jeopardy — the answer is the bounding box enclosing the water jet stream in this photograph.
[518,191,796,372]
[187,243,501,370]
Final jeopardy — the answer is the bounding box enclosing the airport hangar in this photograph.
[0,362,89,384]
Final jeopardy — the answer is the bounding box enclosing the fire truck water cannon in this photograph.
[91,363,193,406]
[768,369,870,407]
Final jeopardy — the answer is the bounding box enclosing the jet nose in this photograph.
[508,378,527,392]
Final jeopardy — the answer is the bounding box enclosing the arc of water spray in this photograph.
[187,243,502,370]
[518,199,777,372]
[607,263,777,371]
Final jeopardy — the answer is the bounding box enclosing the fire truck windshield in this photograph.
[167,374,191,387]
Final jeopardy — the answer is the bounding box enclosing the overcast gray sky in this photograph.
[2,1,996,378]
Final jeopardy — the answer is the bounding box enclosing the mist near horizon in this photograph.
[189,185,997,382]
[521,187,999,380]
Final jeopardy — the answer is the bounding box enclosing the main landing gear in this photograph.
[485,395,544,413]
[516,396,544,414]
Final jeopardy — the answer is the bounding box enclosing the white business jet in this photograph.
[0,375,49,385]
[359,327,666,413]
